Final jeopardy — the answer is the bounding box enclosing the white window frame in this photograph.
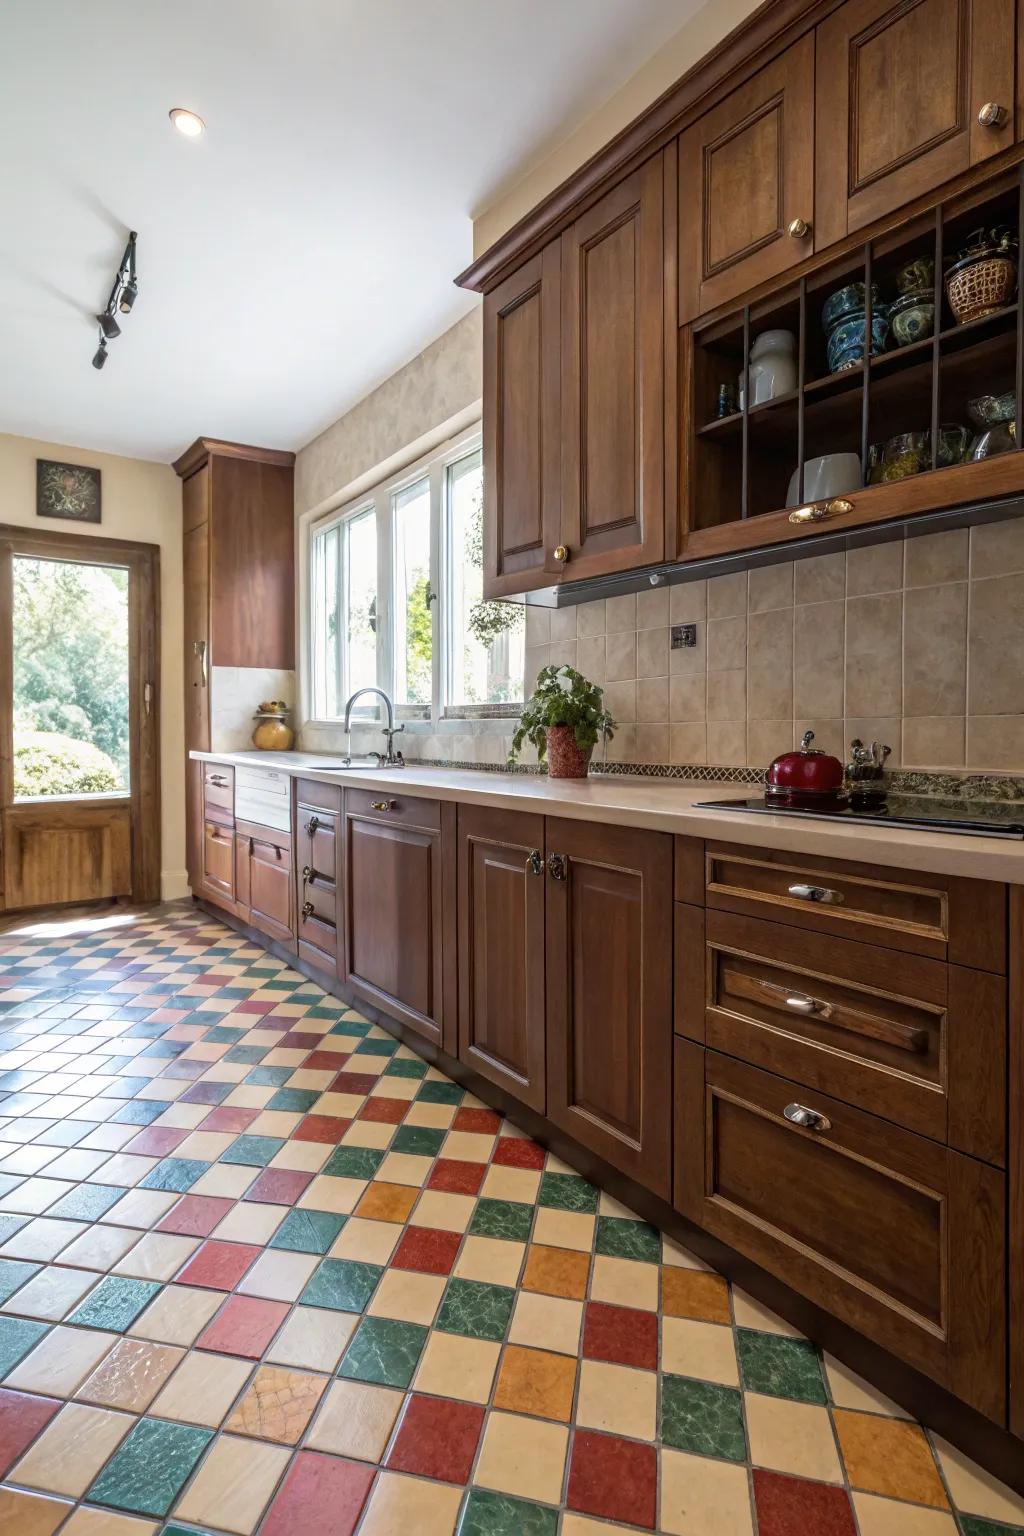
[305,424,519,728]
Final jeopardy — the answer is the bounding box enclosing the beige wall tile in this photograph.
[524,646,550,688]
[904,528,969,588]
[606,725,637,762]
[549,606,578,643]
[845,593,902,717]
[637,626,669,678]
[670,675,706,722]
[707,616,746,671]
[903,583,967,716]
[748,562,794,612]
[576,599,606,636]
[747,721,792,767]
[637,585,669,628]
[968,574,1024,715]
[795,550,845,603]
[548,640,577,671]
[794,601,844,718]
[970,515,1024,579]
[902,717,966,769]
[635,724,670,762]
[636,677,669,722]
[707,669,746,721]
[605,631,637,681]
[605,593,636,633]
[708,571,747,617]
[967,716,1024,771]
[707,721,746,766]
[602,681,636,723]
[748,607,793,719]
[671,579,707,621]
[847,539,903,596]
[524,607,551,647]
[577,635,606,683]
[670,724,708,764]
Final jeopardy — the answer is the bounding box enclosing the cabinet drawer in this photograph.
[203,765,234,823]
[675,1043,1005,1420]
[704,840,1005,971]
[297,779,342,814]
[202,821,234,900]
[345,788,441,831]
[697,910,1004,1162]
[298,883,338,963]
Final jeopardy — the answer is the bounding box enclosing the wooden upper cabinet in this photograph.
[560,155,666,579]
[482,245,562,598]
[815,0,1016,247]
[679,34,815,323]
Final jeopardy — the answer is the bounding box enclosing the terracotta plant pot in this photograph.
[546,725,593,779]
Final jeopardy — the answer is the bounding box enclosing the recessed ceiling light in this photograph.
[169,108,205,138]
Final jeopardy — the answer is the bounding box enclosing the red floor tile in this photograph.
[161,1059,208,1081]
[180,1080,231,1105]
[452,1107,502,1134]
[753,1471,857,1536]
[261,1450,374,1536]
[492,1136,547,1169]
[428,1158,486,1195]
[385,1393,484,1483]
[305,1050,349,1071]
[391,1226,462,1275]
[330,1072,378,1095]
[201,1106,261,1133]
[582,1301,658,1370]
[294,1115,350,1144]
[358,1097,408,1124]
[196,1294,289,1357]
[284,1031,323,1051]
[124,1126,189,1157]
[157,1194,234,1238]
[233,1000,274,1014]
[567,1429,657,1529]
[0,1388,60,1475]
[177,1239,262,1290]
[243,1167,312,1205]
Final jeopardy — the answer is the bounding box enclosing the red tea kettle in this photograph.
[765,731,844,801]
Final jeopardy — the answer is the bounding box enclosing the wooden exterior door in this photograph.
[545,818,673,1197]
[815,0,1016,247]
[678,34,815,322]
[342,791,454,1053]
[560,155,666,580]
[482,244,562,598]
[0,524,160,912]
[677,1043,1005,1421]
[457,805,547,1112]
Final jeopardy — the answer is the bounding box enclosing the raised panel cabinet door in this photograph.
[343,804,450,1051]
[296,806,340,971]
[457,805,547,1112]
[482,243,562,598]
[676,1044,1005,1420]
[247,835,294,947]
[201,821,235,906]
[678,33,815,323]
[816,0,1016,247]
[545,818,673,1197]
[560,155,665,579]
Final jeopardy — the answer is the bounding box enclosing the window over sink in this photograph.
[308,430,524,725]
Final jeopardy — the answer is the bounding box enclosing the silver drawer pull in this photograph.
[788,882,844,905]
[784,1102,832,1132]
[208,773,229,788]
[785,992,833,1020]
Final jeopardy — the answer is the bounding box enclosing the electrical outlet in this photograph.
[671,623,697,649]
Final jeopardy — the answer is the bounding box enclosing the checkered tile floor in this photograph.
[0,906,1020,1536]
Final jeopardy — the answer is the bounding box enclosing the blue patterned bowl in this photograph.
[826,308,890,373]
[822,282,880,332]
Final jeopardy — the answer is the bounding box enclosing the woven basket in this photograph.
[946,255,1017,324]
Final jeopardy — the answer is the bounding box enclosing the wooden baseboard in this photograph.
[196,895,1024,1495]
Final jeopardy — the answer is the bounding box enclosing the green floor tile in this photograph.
[69,1275,160,1331]
[385,1056,427,1079]
[353,1036,399,1055]
[88,1416,213,1516]
[300,1258,382,1312]
[338,1315,427,1387]
[416,1080,464,1105]
[959,1521,1024,1536]
[0,1257,39,1304]
[469,1198,534,1242]
[219,1135,284,1167]
[244,1066,292,1086]
[204,1025,246,1043]
[537,1171,599,1213]
[223,1044,267,1064]
[736,1328,826,1403]
[0,1315,47,1375]
[140,1157,209,1192]
[267,1087,320,1113]
[328,1018,370,1036]
[321,1146,384,1180]
[458,1489,558,1536]
[270,1209,347,1254]
[437,1278,515,1341]
[595,1215,661,1263]
[391,1125,444,1157]
[661,1374,747,1461]
[47,1182,124,1222]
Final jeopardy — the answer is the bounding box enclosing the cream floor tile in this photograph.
[99,1189,177,1229]
[412,1191,477,1234]
[824,1353,911,1417]
[1,1217,88,1260]
[576,1359,657,1439]
[245,1111,300,1138]
[297,1175,366,1215]
[0,1487,72,1536]
[342,1121,395,1150]
[745,1393,843,1482]
[174,1131,236,1161]
[12,1402,133,1496]
[127,1283,223,1346]
[367,1268,445,1325]
[93,1154,160,1187]
[454,1236,526,1288]
[149,1349,253,1427]
[359,1471,462,1535]
[311,1092,363,1118]
[660,1448,755,1536]
[852,1492,958,1535]
[329,1216,402,1265]
[236,1248,319,1302]
[264,1305,357,1372]
[403,1102,456,1129]
[590,1254,659,1311]
[173,1433,290,1535]
[376,1152,432,1187]
[508,1290,583,1355]
[480,1165,541,1204]
[1,1263,100,1320]
[369,1076,418,1101]
[731,1289,802,1337]
[153,1103,209,1128]
[75,1337,185,1413]
[305,1378,403,1461]
[442,1131,496,1163]
[211,1201,285,1244]
[933,1435,1024,1522]
[57,1223,141,1274]
[0,1176,74,1213]
[269,1141,332,1173]
[61,1507,159,1536]
[473,1410,568,1504]
[531,1208,595,1252]
[661,1317,740,1386]
[113,1232,199,1282]
[6,1324,117,1396]
[414,1332,501,1405]
[562,1519,639,1536]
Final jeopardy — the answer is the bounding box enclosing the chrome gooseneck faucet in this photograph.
[342,688,405,766]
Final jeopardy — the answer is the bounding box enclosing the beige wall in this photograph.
[0,433,186,898]
[473,0,763,256]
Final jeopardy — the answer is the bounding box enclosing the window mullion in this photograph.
[429,460,443,723]
[376,487,392,714]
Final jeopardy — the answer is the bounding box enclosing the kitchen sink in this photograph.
[303,757,403,771]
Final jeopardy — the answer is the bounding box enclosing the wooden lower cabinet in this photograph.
[342,791,454,1053]
[295,781,341,974]
[456,805,547,1112]
[546,818,673,1199]
[676,1042,1006,1421]
[238,825,294,947]
[201,821,235,906]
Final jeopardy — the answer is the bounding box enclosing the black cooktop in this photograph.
[694,794,1024,839]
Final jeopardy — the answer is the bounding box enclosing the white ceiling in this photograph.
[0,0,700,464]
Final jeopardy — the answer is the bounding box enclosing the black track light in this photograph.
[89,231,138,367]
[118,276,138,314]
[92,334,108,370]
[96,309,121,340]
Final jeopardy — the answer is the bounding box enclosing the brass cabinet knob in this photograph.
[978,102,1009,128]
[370,799,396,812]
[788,217,811,239]
[304,815,320,836]
[552,545,569,564]
[301,900,315,918]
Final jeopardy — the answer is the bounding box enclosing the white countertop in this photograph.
[192,749,1024,884]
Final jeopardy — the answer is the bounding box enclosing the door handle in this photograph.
[788,883,843,905]
[527,849,543,877]
[784,992,834,1020]
[194,639,208,687]
[144,681,153,716]
[784,1102,831,1133]
[547,853,567,881]
[370,799,396,812]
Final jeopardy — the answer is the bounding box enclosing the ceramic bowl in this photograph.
[967,390,1016,427]
[895,254,935,296]
[786,452,863,508]
[826,308,890,373]
[889,292,935,347]
[822,281,880,332]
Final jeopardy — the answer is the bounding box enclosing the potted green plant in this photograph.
[509,664,615,778]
